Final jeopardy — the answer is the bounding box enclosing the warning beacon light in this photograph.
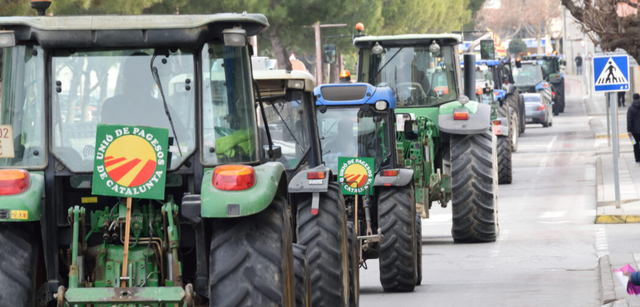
[339,70,351,83]
[355,23,365,32]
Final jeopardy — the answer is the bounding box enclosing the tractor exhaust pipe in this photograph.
[463,53,476,102]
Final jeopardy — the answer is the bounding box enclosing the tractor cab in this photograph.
[252,69,322,172]
[314,82,397,174]
[513,60,550,93]
[522,54,565,113]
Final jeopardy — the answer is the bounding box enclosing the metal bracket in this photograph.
[311,192,320,215]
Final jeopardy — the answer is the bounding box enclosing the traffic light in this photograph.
[323,44,336,64]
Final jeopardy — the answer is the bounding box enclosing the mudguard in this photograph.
[200,162,285,218]
[438,101,491,135]
[288,164,330,194]
[373,168,414,187]
[492,118,509,136]
[0,171,43,222]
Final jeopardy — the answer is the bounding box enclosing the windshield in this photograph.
[513,64,543,86]
[359,45,458,107]
[51,49,195,172]
[317,106,391,173]
[201,44,258,164]
[538,59,558,76]
[0,45,45,168]
[257,91,311,169]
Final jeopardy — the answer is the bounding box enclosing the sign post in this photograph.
[337,157,375,237]
[593,55,630,209]
[91,124,169,286]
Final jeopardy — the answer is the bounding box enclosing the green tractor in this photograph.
[522,54,565,113]
[0,8,305,307]
[252,69,354,307]
[354,34,499,243]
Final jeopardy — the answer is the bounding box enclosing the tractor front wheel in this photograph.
[209,196,295,307]
[293,244,311,307]
[297,183,349,307]
[347,222,359,307]
[378,185,417,292]
[0,224,39,307]
[497,135,513,184]
[450,131,499,243]
[415,214,423,286]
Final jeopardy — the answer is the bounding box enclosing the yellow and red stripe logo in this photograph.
[104,135,158,187]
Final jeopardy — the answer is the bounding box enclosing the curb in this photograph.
[599,255,616,305]
[594,215,640,224]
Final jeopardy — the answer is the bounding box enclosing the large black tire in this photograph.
[503,94,519,152]
[0,224,38,307]
[415,214,422,286]
[378,185,417,292]
[297,182,349,307]
[518,93,526,134]
[450,130,499,243]
[497,135,512,184]
[347,222,359,307]
[293,244,311,307]
[556,80,565,113]
[209,196,295,307]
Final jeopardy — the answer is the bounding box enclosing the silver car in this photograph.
[524,93,553,127]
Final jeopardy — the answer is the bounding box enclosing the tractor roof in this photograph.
[353,34,462,48]
[253,70,316,94]
[0,13,268,48]
[314,83,397,109]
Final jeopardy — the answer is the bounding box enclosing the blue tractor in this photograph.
[314,82,422,292]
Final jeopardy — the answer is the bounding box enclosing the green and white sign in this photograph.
[92,124,169,200]
[337,157,374,195]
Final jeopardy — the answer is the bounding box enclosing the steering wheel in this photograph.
[395,82,427,105]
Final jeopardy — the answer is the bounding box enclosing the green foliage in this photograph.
[379,0,471,35]
[0,0,34,16]
[508,39,527,55]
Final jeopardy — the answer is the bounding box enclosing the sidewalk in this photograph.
[586,95,640,224]
[599,254,640,307]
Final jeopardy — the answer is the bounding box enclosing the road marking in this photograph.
[595,226,609,257]
[539,211,567,219]
[547,135,558,151]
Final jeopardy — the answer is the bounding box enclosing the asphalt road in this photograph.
[359,79,607,306]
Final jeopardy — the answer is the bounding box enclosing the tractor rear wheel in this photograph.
[347,222,359,307]
[450,131,499,243]
[378,185,417,292]
[0,224,38,307]
[297,183,349,307]
[209,196,295,307]
[415,214,423,286]
[497,135,512,184]
[293,244,311,307]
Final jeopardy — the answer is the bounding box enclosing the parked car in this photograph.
[523,93,553,127]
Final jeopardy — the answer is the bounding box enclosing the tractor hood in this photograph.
[0,13,269,48]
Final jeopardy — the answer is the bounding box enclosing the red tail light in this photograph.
[453,108,469,120]
[382,170,398,177]
[492,120,501,126]
[307,171,326,179]
[0,169,30,195]
[212,165,256,191]
[542,83,548,88]
[537,105,545,111]
[552,91,556,98]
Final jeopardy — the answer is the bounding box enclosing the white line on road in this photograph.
[547,135,558,151]
[595,226,609,258]
[539,211,567,219]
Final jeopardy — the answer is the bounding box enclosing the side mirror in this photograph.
[515,60,522,68]
[263,145,282,160]
[498,97,505,107]
[403,120,419,140]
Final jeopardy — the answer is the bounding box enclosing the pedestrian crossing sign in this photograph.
[593,55,630,92]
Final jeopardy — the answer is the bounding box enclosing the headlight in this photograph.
[375,100,388,111]
[287,79,305,90]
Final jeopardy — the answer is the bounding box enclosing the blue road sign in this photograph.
[593,55,630,92]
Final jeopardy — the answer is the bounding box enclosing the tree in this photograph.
[477,0,561,52]
[562,0,640,63]
[508,38,527,55]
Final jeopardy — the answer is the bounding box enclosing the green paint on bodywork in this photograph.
[438,100,479,115]
[200,162,285,218]
[396,107,440,126]
[0,171,43,222]
[64,287,184,304]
